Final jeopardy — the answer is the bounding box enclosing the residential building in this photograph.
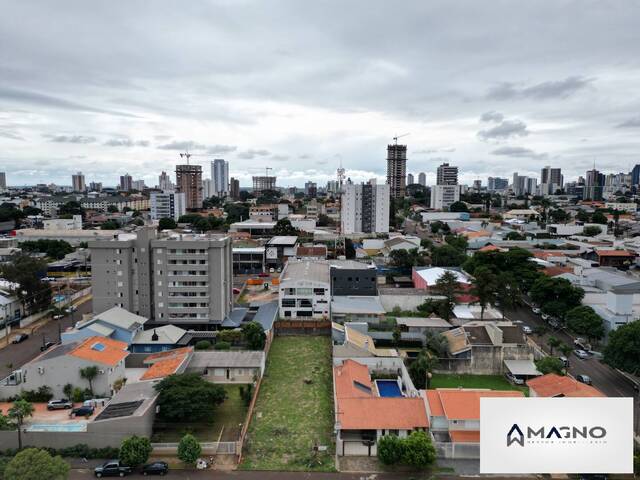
[132,179,146,191]
[412,267,472,299]
[327,180,339,194]
[0,281,23,330]
[89,181,102,192]
[252,175,276,194]
[431,163,460,210]
[61,306,146,345]
[249,204,278,221]
[472,179,481,192]
[211,159,229,197]
[487,176,508,191]
[151,192,186,221]
[185,350,265,383]
[341,181,390,234]
[232,247,265,274]
[0,172,5,191]
[386,144,407,199]
[278,260,330,319]
[119,174,133,192]
[584,168,604,201]
[436,163,458,185]
[89,227,233,329]
[417,172,426,186]
[202,178,214,199]
[631,164,640,187]
[229,177,240,199]
[175,164,203,209]
[407,173,414,185]
[330,259,377,297]
[540,166,563,195]
[72,172,86,192]
[527,373,605,397]
[158,171,172,191]
[266,236,299,269]
[130,324,187,353]
[304,181,317,197]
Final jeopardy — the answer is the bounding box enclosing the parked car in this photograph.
[505,372,525,385]
[53,314,64,320]
[71,405,95,417]
[549,319,560,328]
[47,399,73,410]
[576,374,592,385]
[11,333,28,344]
[94,460,132,478]
[142,461,169,476]
[40,341,56,351]
[541,313,550,321]
[532,307,541,314]
[523,326,533,335]
[574,349,590,359]
[66,305,78,313]
[559,356,570,368]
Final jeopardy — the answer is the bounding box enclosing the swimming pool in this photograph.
[375,379,403,397]
[27,423,87,432]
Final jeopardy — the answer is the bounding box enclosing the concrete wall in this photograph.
[436,345,533,375]
[379,293,442,312]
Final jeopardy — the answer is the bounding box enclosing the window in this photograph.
[117,281,123,287]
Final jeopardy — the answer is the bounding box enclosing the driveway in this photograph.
[0,299,93,379]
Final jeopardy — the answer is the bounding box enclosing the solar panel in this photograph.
[91,342,105,351]
[95,400,144,420]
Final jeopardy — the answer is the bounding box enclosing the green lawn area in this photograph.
[152,384,248,442]
[430,373,529,396]
[240,336,335,471]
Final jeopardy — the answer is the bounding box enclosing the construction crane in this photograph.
[265,167,273,177]
[179,152,192,165]
[393,133,410,144]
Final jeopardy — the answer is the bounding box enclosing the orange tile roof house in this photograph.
[333,359,429,457]
[424,388,524,459]
[140,347,193,381]
[1,336,129,398]
[527,373,605,398]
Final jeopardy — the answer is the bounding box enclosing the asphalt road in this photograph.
[0,299,93,379]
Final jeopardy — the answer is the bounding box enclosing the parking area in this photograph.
[0,401,104,426]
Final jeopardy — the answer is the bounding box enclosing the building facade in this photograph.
[386,144,407,199]
[151,192,186,221]
[158,171,172,191]
[229,177,240,199]
[175,164,203,209]
[72,172,86,192]
[341,182,390,234]
[211,159,229,197]
[252,176,277,194]
[119,174,133,192]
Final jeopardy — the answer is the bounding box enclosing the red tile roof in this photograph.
[542,266,573,277]
[479,245,501,252]
[143,347,193,363]
[449,430,480,443]
[426,389,524,420]
[596,249,635,258]
[141,347,193,381]
[68,337,128,366]
[334,359,373,399]
[526,374,605,398]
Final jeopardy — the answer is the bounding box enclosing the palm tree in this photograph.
[80,365,99,394]
[8,399,34,449]
[547,336,562,355]
[558,343,573,359]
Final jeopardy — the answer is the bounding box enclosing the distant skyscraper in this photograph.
[407,173,414,185]
[229,177,240,200]
[211,159,229,197]
[0,172,5,191]
[202,178,214,199]
[304,181,317,197]
[585,168,604,201]
[540,166,563,195]
[418,172,426,186]
[252,176,276,194]
[341,181,390,234]
[386,144,407,199]
[158,171,172,191]
[175,164,203,209]
[89,181,102,192]
[511,173,528,196]
[436,163,458,185]
[119,173,133,192]
[431,163,460,210]
[72,172,85,192]
[132,179,146,191]
[326,180,339,194]
[631,165,640,186]
[487,177,508,191]
[473,179,482,191]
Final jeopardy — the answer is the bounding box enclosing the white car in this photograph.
[574,349,590,359]
[532,307,541,314]
[523,326,533,335]
[541,313,550,321]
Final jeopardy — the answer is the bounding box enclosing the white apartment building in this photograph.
[341,182,389,235]
[431,185,460,210]
[211,159,229,197]
[278,260,330,319]
[151,192,186,221]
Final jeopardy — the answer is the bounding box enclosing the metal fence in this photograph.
[151,441,237,455]
[434,441,479,459]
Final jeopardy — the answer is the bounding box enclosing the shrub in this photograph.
[239,384,254,406]
[213,341,231,351]
[378,435,404,465]
[216,329,243,344]
[194,340,211,351]
[20,386,53,402]
[119,435,152,468]
[3,448,69,480]
[177,434,201,465]
[401,431,436,468]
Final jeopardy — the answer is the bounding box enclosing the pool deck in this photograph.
[0,401,104,426]
[374,379,404,398]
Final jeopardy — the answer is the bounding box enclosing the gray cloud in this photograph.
[480,111,504,123]
[488,76,593,100]
[491,146,548,159]
[104,137,150,147]
[271,154,290,161]
[46,134,97,144]
[157,140,206,151]
[237,149,271,159]
[206,144,237,155]
[0,128,23,141]
[478,119,529,140]
[616,116,640,128]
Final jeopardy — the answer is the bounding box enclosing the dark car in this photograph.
[47,399,73,410]
[40,341,56,351]
[11,333,28,344]
[142,461,169,476]
[94,460,132,477]
[576,374,592,385]
[71,405,95,417]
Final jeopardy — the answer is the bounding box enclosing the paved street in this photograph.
[0,299,93,379]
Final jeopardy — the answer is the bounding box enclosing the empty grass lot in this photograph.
[430,373,529,396]
[240,336,335,471]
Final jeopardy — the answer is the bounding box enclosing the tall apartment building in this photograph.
[158,171,172,191]
[430,163,460,210]
[151,192,186,221]
[487,177,508,191]
[304,181,317,197]
[418,172,426,186]
[511,173,528,196]
[132,179,146,191]
[202,178,214,199]
[631,165,640,187]
[585,168,605,201]
[0,172,5,191]
[89,181,102,192]
[71,172,85,192]
[175,164,203,209]
[119,173,133,192]
[211,159,229,197]
[540,166,563,196]
[386,144,407,199]
[229,177,240,199]
[252,175,277,194]
[407,173,414,185]
[90,227,233,329]
[341,181,390,234]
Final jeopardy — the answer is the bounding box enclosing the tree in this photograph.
[63,383,74,400]
[535,356,565,375]
[529,276,584,320]
[504,231,526,241]
[565,306,605,343]
[547,336,561,355]
[20,239,74,260]
[389,248,428,269]
[463,247,541,294]
[377,435,403,465]
[177,434,202,465]
[495,273,520,318]
[158,217,177,230]
[424,331,448,358]
[392,327,401,346]
[537,198,552,227]
[591,211,608,224]
[241,321,266,350]
[549,208,570,224]
[432,271,460,321]
[409,351,438,389]
[444,234,468,252]
[4,448,69,480]
[272,218,298,236]
[154,373,226,422]
[119,435,153,468]
[583,225,602,237]
[575,209,590,222]
[558,343,574,359]
[107,205,119,213]
[430,244,466,267]
[0,253,51,314]
[195,340,211,350]
[59,201,84,217]
[101,220,120,230]
[401,431,436,469]
[470,266,497,320]
[8,399,34,450]
[449,201,468,212]
[604,321,640,374]
[79,365,99,394]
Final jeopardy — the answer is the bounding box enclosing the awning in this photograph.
[504,359,541,376]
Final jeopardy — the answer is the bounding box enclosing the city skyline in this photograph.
[1,1,640,187]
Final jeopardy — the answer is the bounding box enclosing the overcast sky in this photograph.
[1,0,640,188]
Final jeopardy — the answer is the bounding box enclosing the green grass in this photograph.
[240,336,335,471]
[430,373,529,396]
[152,385,249,442]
